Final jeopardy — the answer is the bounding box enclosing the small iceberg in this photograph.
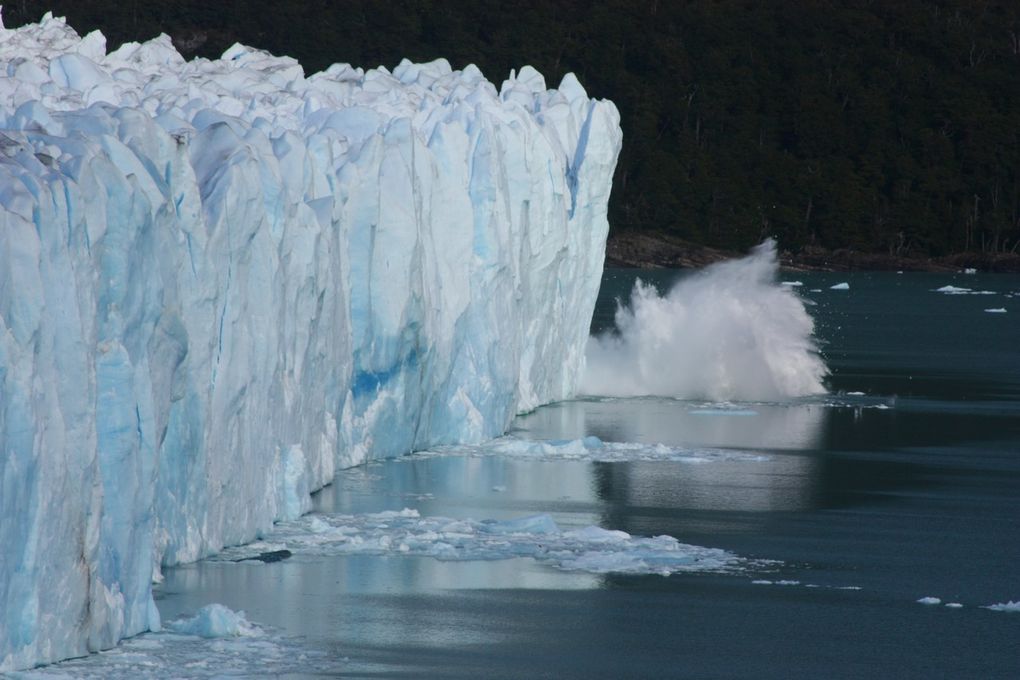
[935,285,971,294]
[830,282,850,290]
[165,604,260,638]
[780,281,803,287]
[917,596,942,605]
[985,601,1020,612]
[984,308,1007,314]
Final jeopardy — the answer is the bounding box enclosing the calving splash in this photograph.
[582,240,828,401]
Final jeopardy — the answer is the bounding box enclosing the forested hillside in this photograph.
[6,1,1019,259]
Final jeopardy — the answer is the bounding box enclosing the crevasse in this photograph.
[0,13,621,670]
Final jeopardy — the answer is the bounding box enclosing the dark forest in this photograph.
[6,1,1020,261]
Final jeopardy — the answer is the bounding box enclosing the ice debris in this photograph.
[213,509,762,576]
[165,604,259,639]
[416,435,770,464]
[8,613,348,679]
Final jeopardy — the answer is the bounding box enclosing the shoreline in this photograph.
[606,231,1020,273]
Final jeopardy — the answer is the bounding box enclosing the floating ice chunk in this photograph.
[751,579,800,586]
[165,604,259,638]
[213,510,763,576]
[756,580,861,591]
[917,596,942,605]
[984,308,1007,314]
[935,285,971,294]
[829,282,849,290]
[945,603,964,609]
[984,601,1020,612]
[845,391,865,396]
[963,268,977,274]
[780,281,803,287]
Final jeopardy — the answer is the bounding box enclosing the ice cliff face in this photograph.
[0,13,621,670]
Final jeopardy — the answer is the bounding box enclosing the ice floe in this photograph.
[754,580,861,591]
[212,509,765,576]
[984,308,1007,314]
[830,282,850,290]
[917,596,941,605]
[934,285,998,296]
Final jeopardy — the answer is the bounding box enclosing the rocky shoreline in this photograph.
[606,231,1020,273]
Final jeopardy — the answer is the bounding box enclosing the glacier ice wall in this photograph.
[0,13,620,670]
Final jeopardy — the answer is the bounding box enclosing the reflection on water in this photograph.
[510,396,830,514]
[593,457,822,514]
[514,397,828,451]
[159,555,598,651]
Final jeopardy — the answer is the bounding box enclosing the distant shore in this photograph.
[606,231,1020,273]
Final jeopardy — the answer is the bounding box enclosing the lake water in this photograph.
[25,270,1020,679]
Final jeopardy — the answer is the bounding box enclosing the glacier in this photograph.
[0,12,621,671]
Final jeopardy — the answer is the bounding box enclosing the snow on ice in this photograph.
[0,12,620,670]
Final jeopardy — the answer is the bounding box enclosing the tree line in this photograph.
[7,0,1020,257]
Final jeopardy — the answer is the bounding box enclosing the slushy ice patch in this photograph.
[416,435,771,463]
[8,606,350,679]
[582,240,828,401]
[213,509,765,576]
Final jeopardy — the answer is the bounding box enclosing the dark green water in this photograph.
[151,270,1019,679]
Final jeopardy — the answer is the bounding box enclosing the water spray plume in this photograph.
[582,240,828,401]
